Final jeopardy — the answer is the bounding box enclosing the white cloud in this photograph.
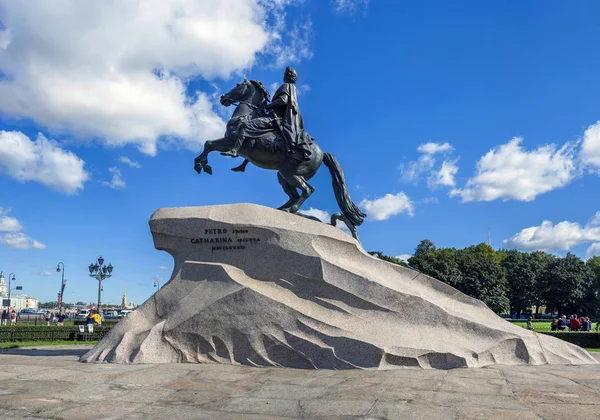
[580,121,600,171]
[395,254,412,262]
[400,154,435,184]
[428,159,459,188]
[586,243,600,260]
[157,266,170,271]
[0,207,45,250]
[0,131,89,194]
[118,156,141,169]
[38,271,53,277]
[268,18,313,68]
[0,215,22,232]
[153,274,164,282]
[101,167,126,189]
[451,137,577,202]
[418,197,439,205]
[0,232,46,250]
[333,0,370,13]
[360,192,414,221]
[0,1,312,155]
[504,214,600,252]
[417,142,453,155]
[299,207,349,231]
[301,208,330,223]
[590,211,600,226]
[400,142,458,189]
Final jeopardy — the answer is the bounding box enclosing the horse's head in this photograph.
[220,78,270,109]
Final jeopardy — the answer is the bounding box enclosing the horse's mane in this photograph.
[250,80,270,106]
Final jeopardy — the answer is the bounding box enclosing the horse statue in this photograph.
[193,77,366,240]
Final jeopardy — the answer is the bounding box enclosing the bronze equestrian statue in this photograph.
[193,67,366,240]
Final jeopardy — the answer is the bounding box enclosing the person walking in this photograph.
[1,310,7,326]
[10,310,16,326]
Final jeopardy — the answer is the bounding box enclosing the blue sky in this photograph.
[1,0,600,305]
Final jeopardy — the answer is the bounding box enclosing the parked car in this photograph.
[77,309,90,319]
[104,310,119,320]
[118,310,133,319]
[21,309,45,315]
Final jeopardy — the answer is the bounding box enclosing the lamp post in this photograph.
[56,262,66,314]
[88,256,113,316]
[153,280,160,291]
[7,273,16,309]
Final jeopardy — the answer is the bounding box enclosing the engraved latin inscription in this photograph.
[190,226,261,252]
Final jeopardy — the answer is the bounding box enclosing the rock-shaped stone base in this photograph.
[81,204,597,369]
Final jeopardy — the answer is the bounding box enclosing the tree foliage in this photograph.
[542,253,594,314]
[375,240,599,317]
[368,251,409,267]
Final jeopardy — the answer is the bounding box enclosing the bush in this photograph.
[0,326,113,342]
[540,332,600,348]
[72,319,120,327]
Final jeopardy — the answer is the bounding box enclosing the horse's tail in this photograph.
[323,152,366,228]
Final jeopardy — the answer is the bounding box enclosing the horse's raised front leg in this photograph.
[193,137,229,175]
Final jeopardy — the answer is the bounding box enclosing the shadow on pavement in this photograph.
[0,347,91,357]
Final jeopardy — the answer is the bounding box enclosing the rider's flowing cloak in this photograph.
[272,83,312,162]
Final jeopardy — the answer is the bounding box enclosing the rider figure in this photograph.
[222,66,311,161]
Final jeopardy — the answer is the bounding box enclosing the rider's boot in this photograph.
[221,137,244,157]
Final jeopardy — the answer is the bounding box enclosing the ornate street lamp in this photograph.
[56,262,66,314]
[88,256,113,316]
[153,280,160,291]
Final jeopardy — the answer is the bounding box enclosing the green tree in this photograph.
[426,247,463,288]
[501,250,536,318]
[529,251,555,317]
[368,251,409,267]
[542,253,594,314]
[455,244,509,314]
[584,256,600,316]
[407,240,436,273]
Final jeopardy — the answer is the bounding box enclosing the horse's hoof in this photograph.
[194,164,202,174]
[204,165,213,175]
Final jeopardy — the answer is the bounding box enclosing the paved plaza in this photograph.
[0,346,599,419]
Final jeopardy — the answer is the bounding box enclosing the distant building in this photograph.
[25,297,39,309]
[0,271,40,310]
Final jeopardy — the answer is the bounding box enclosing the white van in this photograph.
[77,309,90,319]
[118,310,133,319]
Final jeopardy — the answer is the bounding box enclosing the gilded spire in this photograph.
[121,282,127,308]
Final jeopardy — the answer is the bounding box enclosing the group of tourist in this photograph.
[86,310,102,326]
[549,315,597,331]
[0,309,17,326]
[44,312,66,326]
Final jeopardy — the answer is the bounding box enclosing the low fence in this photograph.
[0,326,113,342]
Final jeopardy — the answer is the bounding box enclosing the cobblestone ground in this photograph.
[0,346,599,420]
